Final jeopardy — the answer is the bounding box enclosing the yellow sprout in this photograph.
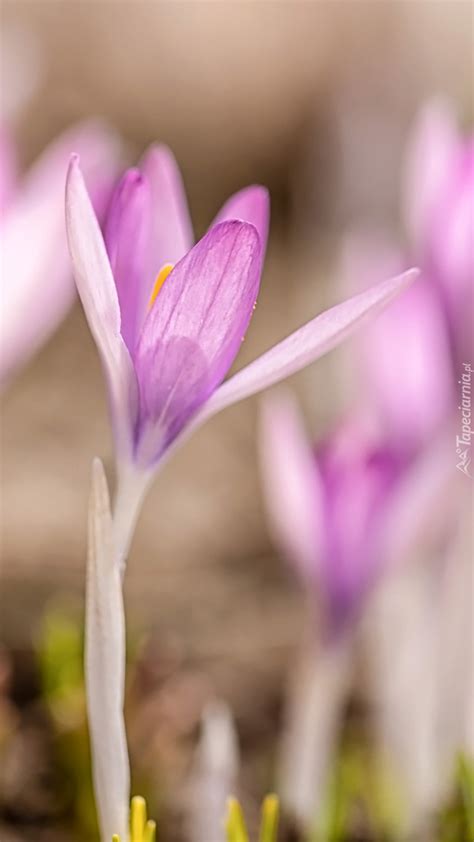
[225,795,280,842]
[112,795,156,842]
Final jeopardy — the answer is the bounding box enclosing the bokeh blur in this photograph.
[1,2,473,841]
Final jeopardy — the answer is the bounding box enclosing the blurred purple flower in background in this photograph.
[259,390,463,829]
[66,149,417,568]
[260,391,406,637]
[0,121,120,388]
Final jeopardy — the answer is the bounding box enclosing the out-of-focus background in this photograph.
[1,3,472,841]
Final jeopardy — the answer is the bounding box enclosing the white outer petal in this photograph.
[85,458,130,842]
[65,158,137,460]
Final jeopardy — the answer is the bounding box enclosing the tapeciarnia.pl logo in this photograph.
[456,362,473,477]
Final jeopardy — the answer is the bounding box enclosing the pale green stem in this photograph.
[112,463,153,578]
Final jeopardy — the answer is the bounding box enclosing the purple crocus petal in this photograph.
[0,120,121,388]
[212,185,270,261]
[194,268,418,426]
[318,423,401,629]
[139,144,194,270]
[259,390,325,585]
[65,157,138,459]
[403,98,459,256]
[104,169,153,354]
[133,220,261,465]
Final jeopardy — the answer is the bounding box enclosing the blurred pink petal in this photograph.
[431,140,474,359]
[0,120,120,388]
[259,389,325,584]
[341,233,453,450]
[403,99,473,360]
[403,98,459,256]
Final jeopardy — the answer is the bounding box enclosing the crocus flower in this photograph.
[65,147,417,566]
[0,121,120,388]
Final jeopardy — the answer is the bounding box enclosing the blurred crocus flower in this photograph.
[0,121,120,388]
[260,391,405,637]
[259,391,461,827]
[65,148,417,566]
[260,390,461,632]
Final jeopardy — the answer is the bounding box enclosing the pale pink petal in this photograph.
[139,144,194,271]
[0,120,120,387]
[65,157,138,459]
[259,390,324,583]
